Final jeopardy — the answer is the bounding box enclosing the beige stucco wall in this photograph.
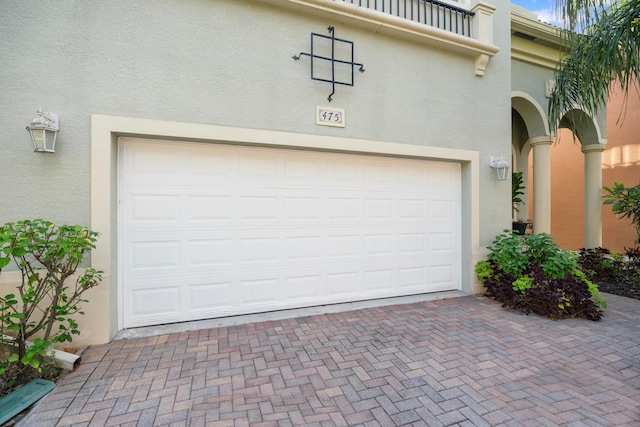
[602,85,640,251]
[544,85,640,252]
[528,132,585,250]
[1,0,512,345]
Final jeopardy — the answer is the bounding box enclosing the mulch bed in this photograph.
[596,277,640,300]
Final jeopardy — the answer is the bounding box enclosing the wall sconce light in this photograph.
[489,155,510,181]
[26,110,59,153]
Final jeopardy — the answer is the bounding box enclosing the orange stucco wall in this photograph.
[541,86,640,253]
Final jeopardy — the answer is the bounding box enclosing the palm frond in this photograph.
[549,0,640,131]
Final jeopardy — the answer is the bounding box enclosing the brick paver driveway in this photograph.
[20,294,640,426]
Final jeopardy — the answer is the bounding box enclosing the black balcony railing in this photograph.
[341,0,475,37]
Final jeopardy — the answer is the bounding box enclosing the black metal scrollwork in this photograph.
[293,26,365,102]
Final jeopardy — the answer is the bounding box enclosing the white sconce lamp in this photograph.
[489,155,510,181]
[26,110,59,153]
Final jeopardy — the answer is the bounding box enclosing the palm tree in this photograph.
[548,0,640,130]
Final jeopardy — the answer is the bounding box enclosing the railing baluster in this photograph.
[338,0,474,37]
[430,1,433,26]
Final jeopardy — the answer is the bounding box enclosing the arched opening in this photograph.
[511,93,550,234]
[511,94,606,247]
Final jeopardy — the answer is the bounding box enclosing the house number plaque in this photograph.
[316,106,345,128]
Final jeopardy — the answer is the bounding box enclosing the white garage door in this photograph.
[120,138,461,328]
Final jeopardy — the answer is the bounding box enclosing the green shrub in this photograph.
[477,230,606,321]
[0,219,102,395]
[624,247,640,285]
[603,182,640,244]
[578,247,624,283]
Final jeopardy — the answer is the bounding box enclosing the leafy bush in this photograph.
[477,230,606,321]
[603,182,640,244]
[624,246,640,270]
[0,219,102,396]
[624,247,640,285]
[578,247,624,283]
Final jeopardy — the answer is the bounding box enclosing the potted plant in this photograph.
[512,172,528,235]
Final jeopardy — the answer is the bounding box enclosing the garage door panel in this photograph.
[188,239,234,267]
[429,231,457,253]
[124,141,182,179]
[398,199,426,219]
[429,264,457,291]
[284,196,324,220]
[188,282,234,313]
[285,236,323,261]
[326,158,361,185]
[398,267,427,290]
[427,162,459,187]
[326,272,360,296]
[238,237,281,264]
[124,192,182,223]
[129,286,181,319]
[127,240,181,271]
[237,152,281,182]
[363,234,394,255]
[186,150,233,181]
[187,195,233,221]
[363,198,394,219]
[285,275,325,302]
[428,198,457,220]
[398,233,426,254]
[327,198,360,219]
[238,196,280,221]
[398,164,428,187]
[363,269,395,292]
[284,155,323,182]
[120,138,460,328]
[327,235,361,258]
[363,160,396,187]
[238,277,282,307]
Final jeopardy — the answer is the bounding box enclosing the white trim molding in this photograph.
[91,115,482,339]
[510,4,565,70]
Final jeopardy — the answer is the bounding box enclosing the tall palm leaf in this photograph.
[549,0,640,130]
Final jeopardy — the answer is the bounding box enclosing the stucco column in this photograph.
[529,136,553,234]
[582,144,606,248]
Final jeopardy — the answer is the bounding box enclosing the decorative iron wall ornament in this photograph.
[293,26,365,102]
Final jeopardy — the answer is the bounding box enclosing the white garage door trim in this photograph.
[119,138,461,328]
[90,115,480,336]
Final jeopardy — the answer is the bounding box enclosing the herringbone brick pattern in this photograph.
[19,294,640,426]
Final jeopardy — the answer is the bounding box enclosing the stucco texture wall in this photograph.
[545,84,640,253]
[511,59,554,123]
[1,0,513,344]
[1,0,512,243]
[602,85,640,251]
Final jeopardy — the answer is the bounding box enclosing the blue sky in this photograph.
[511,0,560,24]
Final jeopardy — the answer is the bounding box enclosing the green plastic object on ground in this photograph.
[0,379,55,425]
